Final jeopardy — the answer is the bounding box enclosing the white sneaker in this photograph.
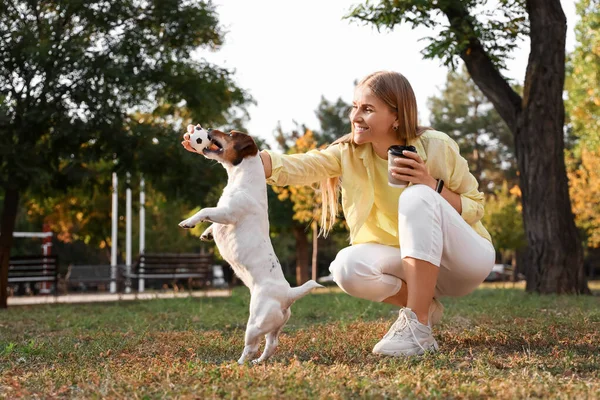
[429,297,444,327]
[372,308,439,356]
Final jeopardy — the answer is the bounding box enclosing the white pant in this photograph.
[329,185,495,301]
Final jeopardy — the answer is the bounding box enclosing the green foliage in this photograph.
[315,96,352,145]
[564,0,600,250]
[274,96,351,152]
[428,66,516,192]
[0,0,251,191]
[21,166,218,264]
[482,181,526,260]
[565,0,600,152]
[567,148,600,248]
[0,1,254,269]
[346,0,529,70]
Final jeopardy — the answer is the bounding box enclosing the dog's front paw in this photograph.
[200,232,213,241]
[178,219,196,229]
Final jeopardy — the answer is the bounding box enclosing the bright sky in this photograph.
[195,0,578,148]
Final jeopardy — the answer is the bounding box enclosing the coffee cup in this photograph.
[388,145,417,188]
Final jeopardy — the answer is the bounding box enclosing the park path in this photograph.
[7,289,232,306]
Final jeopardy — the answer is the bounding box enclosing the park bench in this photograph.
[122,252,214,291]
[8,255,59,295]
[65,264,123,292]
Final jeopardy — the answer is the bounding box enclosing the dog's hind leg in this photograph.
[253,308,291,364]
[237,324,262,365]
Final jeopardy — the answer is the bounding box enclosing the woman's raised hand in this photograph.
[181,124,197,153]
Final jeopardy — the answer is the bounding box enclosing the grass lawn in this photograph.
[1,282,599,399]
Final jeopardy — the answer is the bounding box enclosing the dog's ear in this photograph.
[231,131,258,166]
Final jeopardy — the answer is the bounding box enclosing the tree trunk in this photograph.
[518,0,588,294]
[0,186,20,309]
[445,0,589,294]
[293,224,309,285]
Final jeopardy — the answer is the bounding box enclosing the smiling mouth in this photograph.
[203,135,224,154]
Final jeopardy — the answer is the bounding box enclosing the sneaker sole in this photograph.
[372,339,439,357]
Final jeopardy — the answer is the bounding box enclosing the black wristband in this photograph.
[435,179,444,193]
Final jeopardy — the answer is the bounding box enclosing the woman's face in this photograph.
[350,85,398,146]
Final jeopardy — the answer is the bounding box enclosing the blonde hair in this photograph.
[319,71,429,237]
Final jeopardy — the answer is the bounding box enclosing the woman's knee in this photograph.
[329,246,400,301]
[328,248,373,297]
[329,249,359,293]
[399,184,437,214]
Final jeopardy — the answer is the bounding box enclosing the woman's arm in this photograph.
[259,151,272,179]
[261,146,342,186]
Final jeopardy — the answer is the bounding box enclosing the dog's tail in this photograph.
[287,280,323,305]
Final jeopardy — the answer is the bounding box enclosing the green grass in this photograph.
[1,283,599,399]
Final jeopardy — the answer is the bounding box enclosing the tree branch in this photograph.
[440,1,523,132]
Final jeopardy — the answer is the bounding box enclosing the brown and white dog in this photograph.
[179,124,322,364]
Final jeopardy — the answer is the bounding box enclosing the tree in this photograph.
[428,66,517,193]
[563,0,600,271]
[315,96,352,146]
[0,0,251,308]
[565,0,600,152]
[567,148,600,248]
[348,0,589,294]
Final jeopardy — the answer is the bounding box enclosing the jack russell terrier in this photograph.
[179,124,323,364]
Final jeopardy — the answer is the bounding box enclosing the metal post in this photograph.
[138,176,145,292]
[125,172,132,293]
[110,173,118,293]
[40,223,52,294]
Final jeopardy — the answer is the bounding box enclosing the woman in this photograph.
[183,71,495,356]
